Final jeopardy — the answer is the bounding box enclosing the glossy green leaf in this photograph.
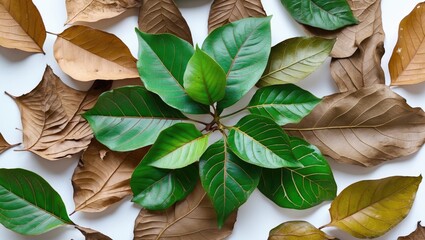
[84,86,187,152]
[227,115,301,169]
[0,168,73,235]
[258,136,336,209]
[143,123,209,169]
[136,30,208,114]
[258,37,335,87]
[202,17,271,110]
[269,221,336,240]
[199,139,261,228]
[280,0,358,30]
[248,84,321,125]
[184,46,226,105]
[326,175,422,238]
[131,164,198,210]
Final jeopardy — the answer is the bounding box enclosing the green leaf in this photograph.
[280,0,358,30]
[227,114,301,169]
[258,136,336,209]
[0,168,73,235]
[202,17,272,110]
[131,164,198,211]
[248,84,321,125]
[269,221,336,240]
[84,86,187,152]
[143,123,209,169]
[258,37,335,87]
[136,30,208,114]
[326,175,422,238]
[184,46,226,105]
[199,139,261,228]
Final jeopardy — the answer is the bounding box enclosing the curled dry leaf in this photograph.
[72,140,149,212]
[54,25,139,82]
[138,0,193,44]
[134,183,236,240]
[65,0,141,24]
[208,0,266,33]
[0,0,46,53]
[269,221,335,240]
[8,66,111,160]
[76,225,112,240]
[389,2,425,85]
[398,222,425,240]
[0,133,17,154]
[304,0,383,58]
[285,84,425,167]
[326,176,422,238]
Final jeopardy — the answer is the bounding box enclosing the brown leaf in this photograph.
[304,0,383,58]
[72,140,148,212]
[134,183,237,240]
[65,0,142,24]
[8,66,111,160]
[269,221,336,240]
[138,0,193,44]
[285,84,425,167]
[0,0,46,53]
[0,133,18,154]
[398,222,425,240]
[76,225,112,240]
[208,0,266,33]
[389,2,425,85]
[54,25,139,82]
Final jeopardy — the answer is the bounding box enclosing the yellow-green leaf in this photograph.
[269,221,335,240]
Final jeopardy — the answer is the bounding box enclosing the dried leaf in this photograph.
[398,222,425,240]
[134,183,236,240]
[208,0,266,33]
[0,134,17,154]
[72,140,148,212]
[8,66,111,160]
[76,225,112,240]
[304,0,383,58]
[54,25,139,82]
[65,0,141,24]
[389,2,425,85]
[285,84,425,167]
[138,0,193,44]
[0,0,46,53]
[269,221,336,240]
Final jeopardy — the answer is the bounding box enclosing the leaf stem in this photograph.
[187,119,209,126]
[220,107,247,119]
[46,31,58,36]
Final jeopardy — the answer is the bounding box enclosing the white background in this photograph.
[0,0,424,239]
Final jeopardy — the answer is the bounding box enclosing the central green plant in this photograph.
[84,17,337,227]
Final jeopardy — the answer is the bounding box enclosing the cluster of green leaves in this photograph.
[84,17,337,227]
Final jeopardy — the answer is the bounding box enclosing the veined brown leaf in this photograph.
[304,0,383,59]
[8,66,111,160]
[269,221,335,240]
[54,25,139,81]
[285,85,425,167]
[133,183,236,240]
[0,133,17,154]
[398,222,425,240]
[138,0,193,44]
[73,140,148,212]
[76,225,112,240]
[326,176,422,238]
[0,0,46,53]
[65,0,141,24]
[208,0,266,33]
[389,2,425,85]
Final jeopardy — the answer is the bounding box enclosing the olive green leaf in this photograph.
[84,86,187,152]
[143,123,209,169]
[258,37,335,87]
[0,168,73,235]
[203,17,271,111]
[228,114,301,169]
[136,30,208,114]
[269,221,336,240]
[258,136,336,209]
[131,164,198,211]
[280,0,358,30]
[325,175,422,238]
[184,46,226,105]
[248,84,321,125]
[199,139,261,228]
